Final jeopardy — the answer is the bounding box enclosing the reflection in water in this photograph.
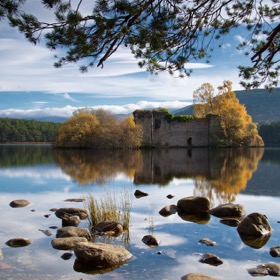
[54,149,142,185]
[193,148,264,203]
[54,148,264,203]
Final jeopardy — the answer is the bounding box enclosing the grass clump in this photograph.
[85,189,132,232]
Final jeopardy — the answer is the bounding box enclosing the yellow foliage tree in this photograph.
[55,109,142,149]
[193,80,264,147]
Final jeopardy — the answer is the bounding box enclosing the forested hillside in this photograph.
[0,118,60,143]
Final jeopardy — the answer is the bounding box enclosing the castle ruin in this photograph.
[133,109,225,148]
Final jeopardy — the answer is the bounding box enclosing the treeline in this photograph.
[0,118,60,143]
[259,122,280,147]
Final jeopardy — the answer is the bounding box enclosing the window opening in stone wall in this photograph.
[187,137,193,147]
[154,119,161,129]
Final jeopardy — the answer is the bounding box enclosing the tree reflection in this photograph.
[54,148,264,202]
[194,148,264,204]
[54,149,142,185]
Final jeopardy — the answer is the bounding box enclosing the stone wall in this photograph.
[133,110,225,148]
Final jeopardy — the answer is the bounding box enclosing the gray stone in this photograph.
[74,242,132,267]
[6,238,31,247]
[270,246,280,257]
[181,273,219,280]
[199,238,217,246]
[9,199,30,208]
[237,212,272,238]
[55,208,88,220]
[51,237,88,250]
[56,227,91,240]
[61,215,81,227]
[209,203,245,218]
[159,204,177,217]
[199,253,223,266]
[142,234,160,247]
[248,263,280,276]
[177,196,210,214]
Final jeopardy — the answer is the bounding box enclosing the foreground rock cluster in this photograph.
[5,194,277,278]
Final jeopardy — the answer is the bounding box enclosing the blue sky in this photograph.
[0,1,256,119]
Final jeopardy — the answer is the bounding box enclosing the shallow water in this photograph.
[0,145,279,279]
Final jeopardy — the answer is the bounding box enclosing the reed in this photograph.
[85,189,132,232]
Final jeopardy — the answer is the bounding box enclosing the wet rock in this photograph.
[56,227,91,240]
[142,234,160,247]
[199,238,217,246]
[9,199,30,208]
[177,196,210,214]
[95,221,123,236]
[55,207,88,220]
[167,194,174,199]
[38,229,52,236]
[199,253,223,266]
[270,246,280,257]
[209,203,245,218]
[6,238,31,247]
[61,252,73,260]
[64,198,85,202]
[134,189,148,198]
[74,242,132,267]
[181,273,219,280]
[159,205,177,217]
[51,237,88,250]
[220,218,240,227]
[61,214,80,227]
[237,212,272,238]
[248,263,280,276]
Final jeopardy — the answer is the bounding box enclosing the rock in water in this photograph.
[9,199,30,208]
[237,212,272,238]
[55,208,88,220]
[177,196,210,214]
[199,238,217,246]
[199,253,223,266]
[181,273,219,280]
[56,227,91,240]
[6,238,31,247]
[209,203,245,218]
[248,263,280,276]
[159,205,177,217]
[74,242,132,267]
[51,237,88,250]
[142,234,160,247]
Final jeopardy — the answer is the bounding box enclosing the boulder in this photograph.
[177,196,210,214]
[56,227,91,240]
[142,234,160,247]
[237,212,272,238]
[95,221,123,236]
[61,215,81,227]
[248,263,280,276]
[199,253,223,266]
[159,205,177,217]
[74,242,132,267]
[9,199,30,208]
[209,203,245,218]
[270,246,280,257]
[181,273,219,280]
[6,238,31,247]
[55,208,88,220]
[51,237,88,250]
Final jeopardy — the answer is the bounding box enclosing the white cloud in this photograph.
[0,100,192,119]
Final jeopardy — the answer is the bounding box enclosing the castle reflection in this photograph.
[54,148,264,203]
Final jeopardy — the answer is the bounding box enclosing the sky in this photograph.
[0,0,256,120]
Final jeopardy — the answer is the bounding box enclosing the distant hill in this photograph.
[173,88,280,124]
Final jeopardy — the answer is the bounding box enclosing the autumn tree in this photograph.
[55,109,142,148]
[5,0,280,89]
[193,80,264,147]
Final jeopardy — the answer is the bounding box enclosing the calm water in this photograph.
[0,145,280,279]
